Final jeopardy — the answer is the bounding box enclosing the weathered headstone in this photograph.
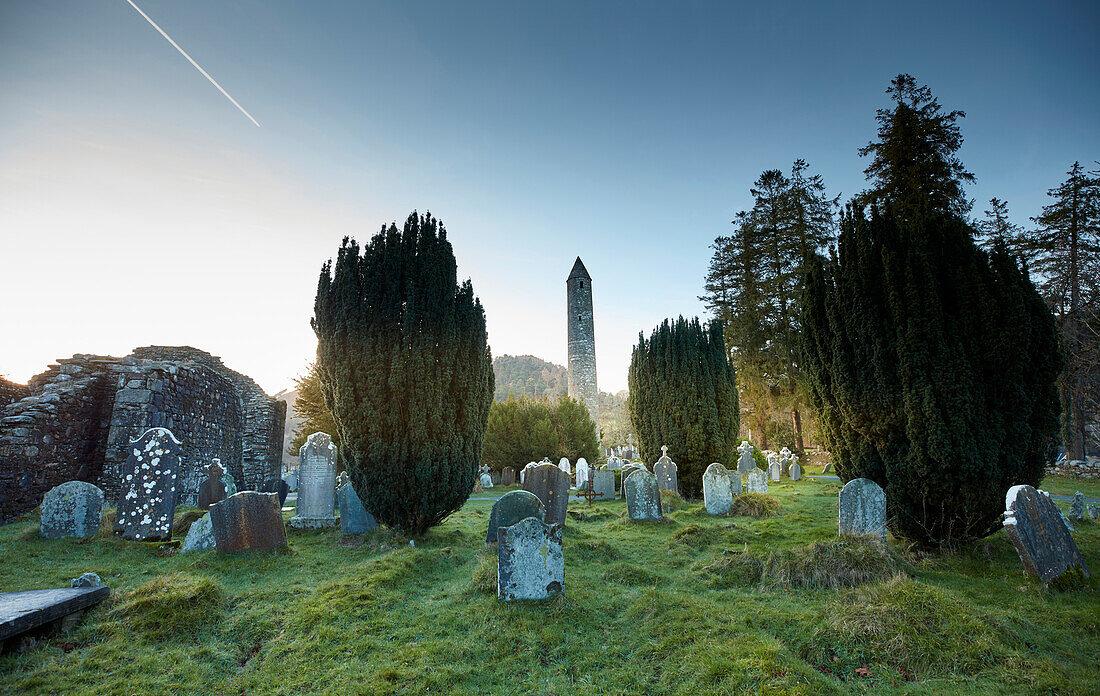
[558,457,572,477]
[263,478,289,507]
[1004,485,1090,582]
[39,481,105,540]
[745,468,768,495]
[210,491,287,553]
[822,462,833,474]
[114,427,181,542]
[222,472,237,497]
[703,463,734,515]
[620,464,646,499]
[838,478,887,544]
[501,467,515,486]
[654,445,679,494]
[284,472,298,492]
[591,468,615,503]
[486,490,546,543]
[576,459,591,490]
[736,441,756,475]
[337,479,377,534]
[1089,504,1100,521]
[290,432,337,529]
[180,513,215,552]
[197,459,227,510]
[767,453,782,482]
[479,472,494,489]
[789,461,801,481]
[497,517,564,601]
[625,470,662,521]
[1068,491,1086,521]
[523,464,569,526]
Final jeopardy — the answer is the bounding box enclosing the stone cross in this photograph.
[661,445,668,458]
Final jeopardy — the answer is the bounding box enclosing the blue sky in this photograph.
[1,1,1097,393]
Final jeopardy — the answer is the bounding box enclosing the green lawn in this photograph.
[1,476,1096,695]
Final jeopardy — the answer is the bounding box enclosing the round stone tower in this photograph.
[566,257,599,424]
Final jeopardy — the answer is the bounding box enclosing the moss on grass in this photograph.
[730,492,780,517]
[110,572,225,641]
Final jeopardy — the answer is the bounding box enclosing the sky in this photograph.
[1,1,1097,395]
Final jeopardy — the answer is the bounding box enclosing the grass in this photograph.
[0,474,1096,695]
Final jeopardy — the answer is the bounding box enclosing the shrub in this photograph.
[481,394,599,471]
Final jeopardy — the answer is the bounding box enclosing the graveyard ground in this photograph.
[0,475,1097,696]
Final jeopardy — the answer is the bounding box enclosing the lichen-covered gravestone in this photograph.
[40,481,105,539]
[497,517,563,601]
[654,446,678,494]
[591,468,615,502]
[1068,492,1086,521]
[789,460,801,481]
[222,471,237,497]
[523,463,569,526]
[745,468,768,495]
[114,427,181,542]
[736,441,756,475]
[501,467,515,486]
[210,491,287,553]
[290,432,337,529]
[625,470,662,521]
[1003,485,1090,582]
[486,490,546,544]
[479,472,494,489]
[838,478,887,544]
[198,459,227,510]
[620,464,647,499]
[338,479,377,534]
[703,463,733,515]
[180,513,215,552]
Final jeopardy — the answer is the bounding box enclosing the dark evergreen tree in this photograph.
[858,74,975,218]
[800,205,1061,546]
[628,317,739,498]
[312,212,494,535]
[976,197,1027,255]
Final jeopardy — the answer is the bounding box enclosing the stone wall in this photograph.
[0,347,284,523]
[0,377,29,406]
[1045,457,1100,480]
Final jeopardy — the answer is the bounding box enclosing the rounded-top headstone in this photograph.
[40,481,106,539]
[838,477,887,544]
[523,464,569,526]
[702,463,733,515]
[486,490,546,543]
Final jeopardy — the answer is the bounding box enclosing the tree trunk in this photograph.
[792,409,805,456]
[754,412,769,450]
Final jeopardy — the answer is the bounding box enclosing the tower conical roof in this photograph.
[568,257,591,281]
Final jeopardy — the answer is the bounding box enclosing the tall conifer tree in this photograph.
[312,212,494,535]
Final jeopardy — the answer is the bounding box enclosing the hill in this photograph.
[492,354,567,401]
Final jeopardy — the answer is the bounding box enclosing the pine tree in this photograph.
[1022,162,1100,459]
[628,317,739,498]
[286,361,340,459]
[976,197,1026,255]
[801,205,1061,546]
[312,212,494,535]
[480,395,599,470]
[858,74,975,218]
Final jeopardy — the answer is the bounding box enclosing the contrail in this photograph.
[124,0,260,127]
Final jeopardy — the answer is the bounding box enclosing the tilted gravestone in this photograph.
[1003,485,1089,582]
[838,478,887,544]
[745,468,768,495]
[789,461,801,481]
[114,427,181,542]
[290,432,337,528]
[501,467,515,486]
[40,481,105,539]
[210,491,287,553]
[180,513,215,552]
[591,469,615,503]
[337,480,377,534]
[284,472,298,492]
[703,463,734,515]
[198,459,227,511]
[523,464,569,526]
[620,463,648,498]
[654,446,679,494]
[497,517,564,601]
[486,490,546,544]
[625,470,662,521]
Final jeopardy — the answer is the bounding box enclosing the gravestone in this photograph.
[703,463,734,515]
[1089,504,1100,521]
[736,441,756,475]
[620,464,645,499]
[491,471,501,486]
[210,491,287,553]
[486,490,546,543]
[0,585,110,646]
[520,462,537,485]
[523,464,569,526]
[497,517,564,601]
[745,468,768,495]
[263,478,289,507]
[479,472,494,489]
[290,432,337,528]
[839,478,887,544]
[1003,485,1089,582]
[39,481,105,540]
[654,445,679,494]
[501,467,515,486]
[178,467,203,508]
[198,459,228,510]
[558,458,572,477]
[576,459,591,490]
[1068,492,1085,521]
[625,470,662,521]
[114,427,181,542]
[285,472,299,492]
[768,455,782,482]
[591,469,616,503]
[822,462,833,474]
[222,472,237,497]
[180,513,215,552]
[337,479,377,534]
[789,461,801,481]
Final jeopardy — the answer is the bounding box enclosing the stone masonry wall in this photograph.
[0,377,29,406]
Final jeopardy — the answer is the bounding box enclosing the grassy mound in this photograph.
[602,563,660,585]
[704,536,905,590]
[659,489,685,512]
[802,575,1015,681]
[670,524,723,549]
[111,572,225,641]
[172,506,206,537]
[729,492,779,517]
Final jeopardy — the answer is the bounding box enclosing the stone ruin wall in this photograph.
[0,377,29,406]
[0,347,284,523]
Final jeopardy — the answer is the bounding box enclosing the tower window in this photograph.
[579,281,584,289]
